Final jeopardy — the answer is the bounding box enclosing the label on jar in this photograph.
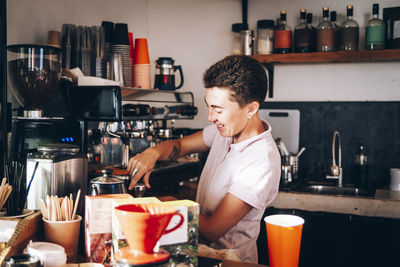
[257,39,274,54]
[275,30,292,49]
[294,29,312,50]
[317,28,335,51]
[366,25,385,45]
[340,27,359,49]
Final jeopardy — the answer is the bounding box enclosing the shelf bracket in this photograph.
[263,63,274,98]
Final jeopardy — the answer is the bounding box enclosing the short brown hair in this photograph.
[203,55,267,107]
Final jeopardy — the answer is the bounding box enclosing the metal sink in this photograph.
[299,185,375,197]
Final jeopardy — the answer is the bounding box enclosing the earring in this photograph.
[248,114,252,119]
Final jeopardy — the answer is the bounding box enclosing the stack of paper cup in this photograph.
[133,38,151,89]
[112,23,131,87]
[47,31,61,48]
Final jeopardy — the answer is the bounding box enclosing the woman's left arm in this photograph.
[199,192,253,242]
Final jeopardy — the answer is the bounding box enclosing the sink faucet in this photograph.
[326,130,343,187]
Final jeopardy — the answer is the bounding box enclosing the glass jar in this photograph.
[231,23,248,55]
[256,20,275,54]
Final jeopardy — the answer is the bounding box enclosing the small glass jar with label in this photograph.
[231,23,248,55]
[256,20,275,55]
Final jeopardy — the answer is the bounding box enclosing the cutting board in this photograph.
[259,109,300,154]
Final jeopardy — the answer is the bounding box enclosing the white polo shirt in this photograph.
[196,122,281,263]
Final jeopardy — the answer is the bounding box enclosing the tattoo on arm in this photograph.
[168,141,181,160]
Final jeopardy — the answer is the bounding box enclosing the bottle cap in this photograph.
[280,10,287,21]
[372,3,379,14]
[322,7,329,17]
[330,11,337,22]
[300,9,307,19]
[306,13,313,24]
[347,5,354,16]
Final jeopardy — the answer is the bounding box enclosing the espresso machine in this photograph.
[6,44,121,215]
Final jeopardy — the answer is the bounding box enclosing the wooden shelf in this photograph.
[251,49,400,64]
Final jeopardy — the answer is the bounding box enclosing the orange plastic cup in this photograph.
[264,214,304,267]
[134,38,150,64]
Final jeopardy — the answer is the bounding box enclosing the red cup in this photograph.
[114,203,184,254]
[134,38,150,64]
[129,32,134,58]
[264,214,304,267]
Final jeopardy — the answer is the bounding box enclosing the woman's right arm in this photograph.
[127,130,208,189]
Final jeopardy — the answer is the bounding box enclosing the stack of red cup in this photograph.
[133,38,151,89]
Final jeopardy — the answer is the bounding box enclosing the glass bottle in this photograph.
[317,7,335,52]
[307,13,317,52]
[352,145,369,189]
[275,10,292,54]
[330,11,340,50]
[339,5,359,51]
[294,9,313,53]
[366,3,385,50]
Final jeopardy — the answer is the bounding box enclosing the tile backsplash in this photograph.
[261,101,400,189]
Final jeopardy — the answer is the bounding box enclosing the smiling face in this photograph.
[205,87,250,141]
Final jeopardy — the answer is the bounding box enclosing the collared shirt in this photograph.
[196,122,281,263]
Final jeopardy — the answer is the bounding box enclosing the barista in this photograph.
[127,55,281,263]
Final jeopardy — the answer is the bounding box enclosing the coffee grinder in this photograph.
[6,44,122,215]
[7,44,82,160]
[6,44,85,215]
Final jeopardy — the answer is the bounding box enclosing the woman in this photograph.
[127,55,281,263]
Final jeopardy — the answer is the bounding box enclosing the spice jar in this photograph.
[257,20,275,54]
[231,23,248,55]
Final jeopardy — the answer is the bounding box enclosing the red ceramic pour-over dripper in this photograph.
[114,203,184,264]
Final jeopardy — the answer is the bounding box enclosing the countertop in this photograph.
[153,181,400,219]
[270,189,400,219]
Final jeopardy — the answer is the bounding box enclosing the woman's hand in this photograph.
[127,131,207,190]
[127,148,159,190]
